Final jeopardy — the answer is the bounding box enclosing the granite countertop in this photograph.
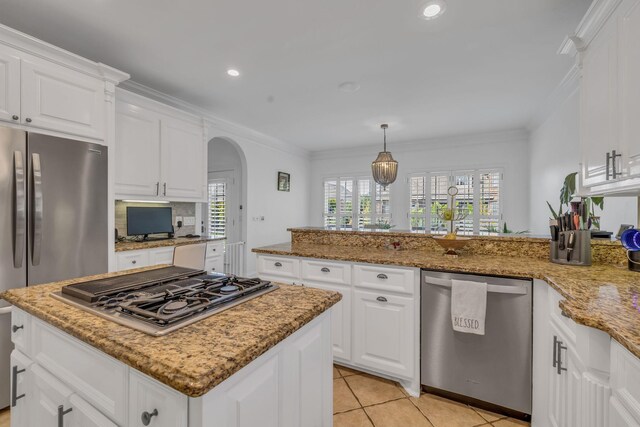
[254,242,640,358]
[115,236,225,252]
[0,266,341,397]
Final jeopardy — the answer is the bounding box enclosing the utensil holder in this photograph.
[550,230,591,266]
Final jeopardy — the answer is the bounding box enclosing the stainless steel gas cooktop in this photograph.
[51,266,278,336]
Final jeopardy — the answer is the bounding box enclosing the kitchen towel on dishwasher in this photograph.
[451,279,487,335]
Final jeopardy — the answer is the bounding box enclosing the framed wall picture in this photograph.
[277,171,290,192]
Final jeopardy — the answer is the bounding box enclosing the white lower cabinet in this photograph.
[547,321,584,427]
[610,396,640,427]
[256,254,419,388]
[116,250,151,271]
[305,281,351,361]
[353,289,414,379]
[129,371,188,427]
[10,306,333,427]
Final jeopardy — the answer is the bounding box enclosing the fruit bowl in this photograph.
[432,236,471,257]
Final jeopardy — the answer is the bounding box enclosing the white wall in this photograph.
[206,123,311,276]
[529,77,637,235]
[309,129,531,233]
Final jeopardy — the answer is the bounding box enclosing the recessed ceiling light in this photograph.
[422,0,446,19]
[338,81,361,93]
[227,69,240,77]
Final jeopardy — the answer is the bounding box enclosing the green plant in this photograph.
[546,172,604,223]
[502,222,529,234]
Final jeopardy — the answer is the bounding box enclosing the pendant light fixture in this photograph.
[371,124,398,189]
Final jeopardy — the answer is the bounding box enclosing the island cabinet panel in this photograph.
[10,350,33,427]
[611,340,640,424]
[10,306,31,354]
[0,44,20,124]
[31,317,129,425]
[611,396,640,427]
[353,289,414,379]
[128,371,188,427]
[31,364,74,426]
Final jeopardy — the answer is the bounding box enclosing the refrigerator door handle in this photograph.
[14,151,25,268]
[31,152,43,266]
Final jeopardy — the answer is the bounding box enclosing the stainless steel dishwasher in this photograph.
[421,270,532,418]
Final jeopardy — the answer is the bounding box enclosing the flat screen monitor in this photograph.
[126,207,173,237]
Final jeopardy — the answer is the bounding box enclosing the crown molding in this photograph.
[309,128,529,161]
[0,23,129,83]
[120,80,310,159]
[558,0,623,56]
[528,63,580,131]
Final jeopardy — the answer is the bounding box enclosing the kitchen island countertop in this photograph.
[0,266,341,397]
[115,236,225,252]
[254,242,640,359]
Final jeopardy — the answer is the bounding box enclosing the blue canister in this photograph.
[621,229,640,251]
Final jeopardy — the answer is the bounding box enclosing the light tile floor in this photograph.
[0,367,531,427]
[333,365,530,427]
[0,408,8,427]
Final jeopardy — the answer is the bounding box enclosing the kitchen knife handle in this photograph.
[14,151,25,268]
[31,153,43,267]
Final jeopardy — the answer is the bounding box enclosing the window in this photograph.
[409,169,502,235]
[208,180,226,238]
[323,176,391,229]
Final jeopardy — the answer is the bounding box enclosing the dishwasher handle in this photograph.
[423,276,528,295]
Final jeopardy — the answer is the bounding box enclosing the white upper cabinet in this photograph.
[115,101,161,196]
[575,0,640,194]
[21,55,105,140]
[160,117,205,200]
[580,13,619,188]
[619,0,640,180]
[114,89,206,202]
[0,44,20,124]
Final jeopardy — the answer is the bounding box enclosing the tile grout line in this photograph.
[406,394,438,426]
[340,372,380,426]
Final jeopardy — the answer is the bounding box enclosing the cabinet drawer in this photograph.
[206,241,225,256]
[206,254,224,273]
[611,340,640,422]
[11,307,31,354]
[129,370,188,427]
[116,250,150,271]
[301,260,351,285]
[354,264,416,295]
[149,247,174,265]
[257,256,300,279]
[31,317,128,425]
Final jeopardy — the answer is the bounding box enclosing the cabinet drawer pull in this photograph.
[321,267,330,273]
[376,296,388,302]
[57,405,72,427]
[141,409,159,426]
[377,273,388,280]
[12,115,18,121]
[25,118,32,123]
[155,182,160,196]
[274,262,283,267]
[163,182,167,196]
[11,365,26,407]
[132,260,137,265]
[12,324,23,333]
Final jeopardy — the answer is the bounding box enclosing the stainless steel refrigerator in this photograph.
[0,126,108,409]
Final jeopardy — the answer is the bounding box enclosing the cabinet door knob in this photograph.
[25,118,32,123]
[132,260,137,264]
[321,267,330,273]
[376,296,388,302]
[11,115,18,121]
[377,273,388,280]
[274,262,282,267]
[57,405,72,427]
[12,324,23,333]
[141,409,158,426]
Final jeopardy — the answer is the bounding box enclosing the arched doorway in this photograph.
[205,137,247,274]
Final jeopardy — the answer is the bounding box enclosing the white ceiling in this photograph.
[0,0,591,151]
